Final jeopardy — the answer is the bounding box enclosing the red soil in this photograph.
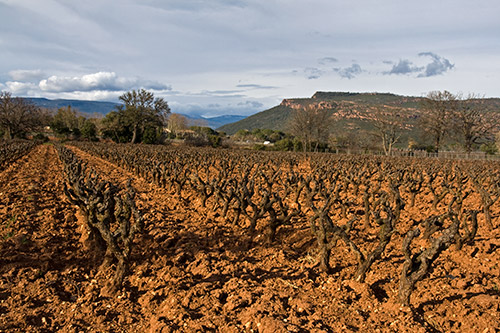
[0,144,499,332]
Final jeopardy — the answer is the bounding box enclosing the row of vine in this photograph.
[0,140,37,171]
[55,144,143,295]
[68,142,499,305]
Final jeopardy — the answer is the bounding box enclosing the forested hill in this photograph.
[26,98,246,128]
[217,91,500,135]
[27,97,119,116]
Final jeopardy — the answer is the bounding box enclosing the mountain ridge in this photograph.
[217,91,500,135]
[25,97,246,129]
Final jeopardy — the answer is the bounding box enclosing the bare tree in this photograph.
[452,93,498,153]
[289,105,333,152]
[0,91,48,140]
[370,106,405,156]
[167,113,188,134]
[419,90,457,152]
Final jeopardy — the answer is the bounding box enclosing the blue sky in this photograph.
[1,0,499,117]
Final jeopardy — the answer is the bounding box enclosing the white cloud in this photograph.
[8,69,46,82]
[1,0,500,112]
[1,71,171,100]
[4,81,38,95]
[38,72,170,93]
[236,84,277,90]
[41,90,127,101]
[237,100,264,108]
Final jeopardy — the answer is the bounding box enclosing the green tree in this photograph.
[101,111,130,143]
[268,131,285,143]
[51,106,100,141]
[51,106,82,139]
[117,89,170,143]
[234,129,251,141]
[142,127,162,144]
[186,126,223,147]
[81,119,98,141]
[274,137,294,151]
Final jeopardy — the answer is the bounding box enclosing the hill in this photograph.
[27,97,119,116]
[217,105,293,134]
[217,92,500,138]
[217,92,421,134]
[26,98,246,128]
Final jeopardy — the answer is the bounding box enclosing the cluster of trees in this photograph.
[1,89,177,145]
[233,128,288,143]
[232,128,297,150]
[0,89,172,144]
[101,89,170,144]
[52,89,222,146]
[287,90,499,155]
[179,126,224,147]
[419,91,498,153]
[51,106,98,141]
[0,89,174,143]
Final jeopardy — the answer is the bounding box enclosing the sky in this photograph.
[1,0,499,117]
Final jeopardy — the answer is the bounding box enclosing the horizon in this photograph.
[2,1,499,117]
[23,89,500,119]
[24,96,249,119]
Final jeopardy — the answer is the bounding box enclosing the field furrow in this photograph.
[0,143,498,332]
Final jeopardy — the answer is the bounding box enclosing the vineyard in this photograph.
[1,141,499,332]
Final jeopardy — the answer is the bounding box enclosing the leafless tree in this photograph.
[0,91,48,140]
[419,90,457,152]
[167,113,188,134]
[289,105,333,152]
[369,106,405,156]
[452,93,499,153]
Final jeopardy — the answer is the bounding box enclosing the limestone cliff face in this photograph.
[280,99,301,109]
[312,91,364,99]
[279,94,420,125]
[280,99,337,110]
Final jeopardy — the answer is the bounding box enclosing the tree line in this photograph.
[0,89,227,146]
[289,91,499,155]
[1,89,499,154]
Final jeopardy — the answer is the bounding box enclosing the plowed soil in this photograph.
[0,144,499,332]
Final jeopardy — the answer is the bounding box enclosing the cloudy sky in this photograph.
[1,0,499,117]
